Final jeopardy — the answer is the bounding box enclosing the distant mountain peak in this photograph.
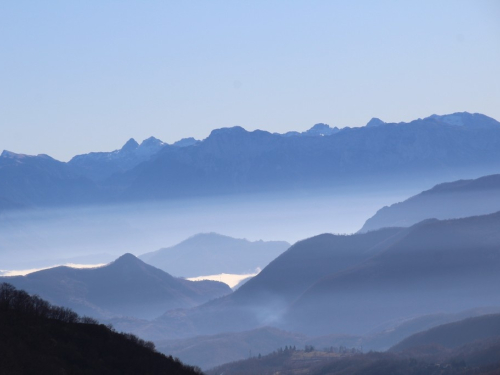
[366,118,385,127]
[172,137,199,148]
[140,137,163,148]
[209,126,248,138]
[424,112,499,128]
[188,232,246,242]
[428,113,467,126]
[1,150,24,159]
[121,138,139,153]
[304,123,339,136]
[110,253,143,267]
[0,150,54,161]
[281,123,340,137]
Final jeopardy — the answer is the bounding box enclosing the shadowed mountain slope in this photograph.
[156,327,306,370]
[390,313,500,352]
[116,228,406,340]
[1,254,231,320]
[358,307,500,352]
[108,212,500,341]
[233,228,406,307]
[360,174,500,232]
[282,212,500,336]
[140,233,290,277]
[130,307,500,370]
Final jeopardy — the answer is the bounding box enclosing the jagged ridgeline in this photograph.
[1,112,500,208]
[0,283,202,375]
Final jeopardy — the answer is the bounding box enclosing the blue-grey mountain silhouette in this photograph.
[282,212,500,336]
[0,150,99,207]
[118,228,407,340]
[0,253,231,320]
[1,112,500,208]
[121,211,500,342]
[140,233,290,277]
[390,313,500,352]
[360,174,500,232]
[69,136,166,181]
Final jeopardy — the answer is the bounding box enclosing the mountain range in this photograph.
[282,211,500,336]
[115,210,500,342]
[1,112,500,209]
[0,254,231,319]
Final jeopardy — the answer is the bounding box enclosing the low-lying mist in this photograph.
[0,188,412,271]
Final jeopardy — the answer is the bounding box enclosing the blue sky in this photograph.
[1,1,499,161]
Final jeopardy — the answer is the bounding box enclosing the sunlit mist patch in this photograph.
[187,272,259,288]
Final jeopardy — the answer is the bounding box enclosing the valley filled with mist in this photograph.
[2,1,500,373]
[2,112,500,374]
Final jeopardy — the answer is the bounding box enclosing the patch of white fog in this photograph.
[187,272,259,289]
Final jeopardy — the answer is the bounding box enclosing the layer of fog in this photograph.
[0,187,414,270]
[187,272,259,289]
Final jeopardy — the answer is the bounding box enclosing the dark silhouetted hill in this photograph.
[140,233,290,277]
[282,212,500,336]
[360,174,500,232]
[0,283,202,375]
[1,253,231,320]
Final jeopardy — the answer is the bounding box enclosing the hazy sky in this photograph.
[1,1,499,161]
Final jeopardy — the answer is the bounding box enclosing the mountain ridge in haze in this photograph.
[282,211,500,336]
[140,233,290,277]
[390,313,500,352]
[119,211,500,341]
[1,112,500,209]
[0,253,232,320]
[118,228,407,340]
[360,174,500,232]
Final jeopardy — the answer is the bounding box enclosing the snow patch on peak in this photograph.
[1,150,23,158]
[428,113,465,126]
[305,123,339,136]
[173,137,199,148]
[140,137,164,148]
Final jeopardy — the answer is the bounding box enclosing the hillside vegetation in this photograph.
[0,283,202,375]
